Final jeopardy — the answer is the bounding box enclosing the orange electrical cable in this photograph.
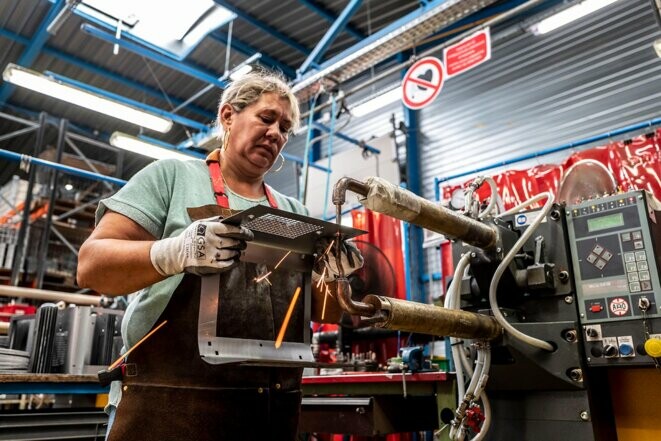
[274,287,301,349]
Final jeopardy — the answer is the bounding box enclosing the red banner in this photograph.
[442,129,661,210]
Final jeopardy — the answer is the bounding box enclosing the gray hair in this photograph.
[217,71,300,134]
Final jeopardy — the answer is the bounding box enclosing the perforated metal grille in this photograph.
[244,214,322,239]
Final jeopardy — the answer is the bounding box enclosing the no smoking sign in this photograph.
[401,56,445,110]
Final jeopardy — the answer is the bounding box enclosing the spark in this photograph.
[254,250,292,285]
[275,286,302,349]
[107,320,167,371]
[273,250,292,270]
[254,271,272,283]
[321,285,332,320]
[316,267,327,288]
[322,239,335,257]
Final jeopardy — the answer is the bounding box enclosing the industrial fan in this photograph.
[341,239,398,328]
[351,239,397,300]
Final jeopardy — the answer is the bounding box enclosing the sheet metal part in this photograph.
[363,295,502,340]
[198,273,316,366]
[197,208,364,367]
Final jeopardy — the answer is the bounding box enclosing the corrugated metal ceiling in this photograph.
[0,0,565,187]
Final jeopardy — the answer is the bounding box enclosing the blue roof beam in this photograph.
[0,0,66,104]
[312,122,380,154]
[0,26,216,120]
[45,71,211,132]
[81,24,229,89]
[298,0,363,76]
[298,0,365,40]
[212,1,311,55]
[211,31,296,78]
[294,0,464,91]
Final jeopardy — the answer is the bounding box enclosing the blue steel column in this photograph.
[11,113,47,286]
[35,118,68,289]
[403,100,425,303]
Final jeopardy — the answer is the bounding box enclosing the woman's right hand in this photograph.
[150,217,254,276]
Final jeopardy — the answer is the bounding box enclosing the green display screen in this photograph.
[587,212,625,232]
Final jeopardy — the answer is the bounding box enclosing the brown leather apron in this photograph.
[107,153,305,441]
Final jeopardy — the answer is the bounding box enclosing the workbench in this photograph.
[300,371,455,438]
[0,373,108,394]
[0,374,109,440]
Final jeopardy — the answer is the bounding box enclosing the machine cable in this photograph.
[491,192,556,351]
[445,253,492,440]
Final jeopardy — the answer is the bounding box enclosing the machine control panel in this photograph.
[567,190,661,366]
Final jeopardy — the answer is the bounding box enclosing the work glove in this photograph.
[150,217,253,277]
[312,237,364,282]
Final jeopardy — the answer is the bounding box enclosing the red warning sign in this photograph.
[443,28,491,78]
[609,297,629,316]
[401,56,445,110]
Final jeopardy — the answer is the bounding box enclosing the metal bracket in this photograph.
[198,207,365,367]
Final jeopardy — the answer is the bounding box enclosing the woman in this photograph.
[77,72,362,441]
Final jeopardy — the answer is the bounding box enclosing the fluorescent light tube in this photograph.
[229,64,253,81]
[530,0,621,35]
[3,64,173,133]
[350,87,402,117]
[654,39,661,58]
[109,132,196,160]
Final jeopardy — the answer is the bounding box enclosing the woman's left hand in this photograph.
[312,238,364,281]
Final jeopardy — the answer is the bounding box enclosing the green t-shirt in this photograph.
[95,158,307,408]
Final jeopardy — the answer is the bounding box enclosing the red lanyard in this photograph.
[207,161,278,209]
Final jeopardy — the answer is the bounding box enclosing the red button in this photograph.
[590,304,603,313]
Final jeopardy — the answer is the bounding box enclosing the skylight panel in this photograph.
[78,0,235,59]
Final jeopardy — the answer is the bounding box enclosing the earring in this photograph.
[222,129,231,151]
[271,153,285,172]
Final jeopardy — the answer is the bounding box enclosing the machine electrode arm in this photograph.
[332,177,499,250]
[330,177,503,341]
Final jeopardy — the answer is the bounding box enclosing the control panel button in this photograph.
[632,231,642,240]
[619,344,634,357]
[589,305,603,314]
[637,261,649,271]
[629,282,641,292]
[621,232,631,242]
[595,259,607,269]
[635,251,647,261]
[641,281,652,291]
[603,345,619,358]
[593,245,604,255]
[644,339,661,358]
[586,253,598,263]
[639,271,650,281]
[626,262,638,272]
[617,336,635,358]
[601,250,613,261]
[628,272,639,282]
[624,252,636,263]
[634,240,644,249]
[590,346,603,357]
[638,296,651,311]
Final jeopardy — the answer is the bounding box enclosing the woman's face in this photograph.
[220,93,293,178]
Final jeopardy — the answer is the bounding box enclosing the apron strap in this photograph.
[206,149,278,209]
